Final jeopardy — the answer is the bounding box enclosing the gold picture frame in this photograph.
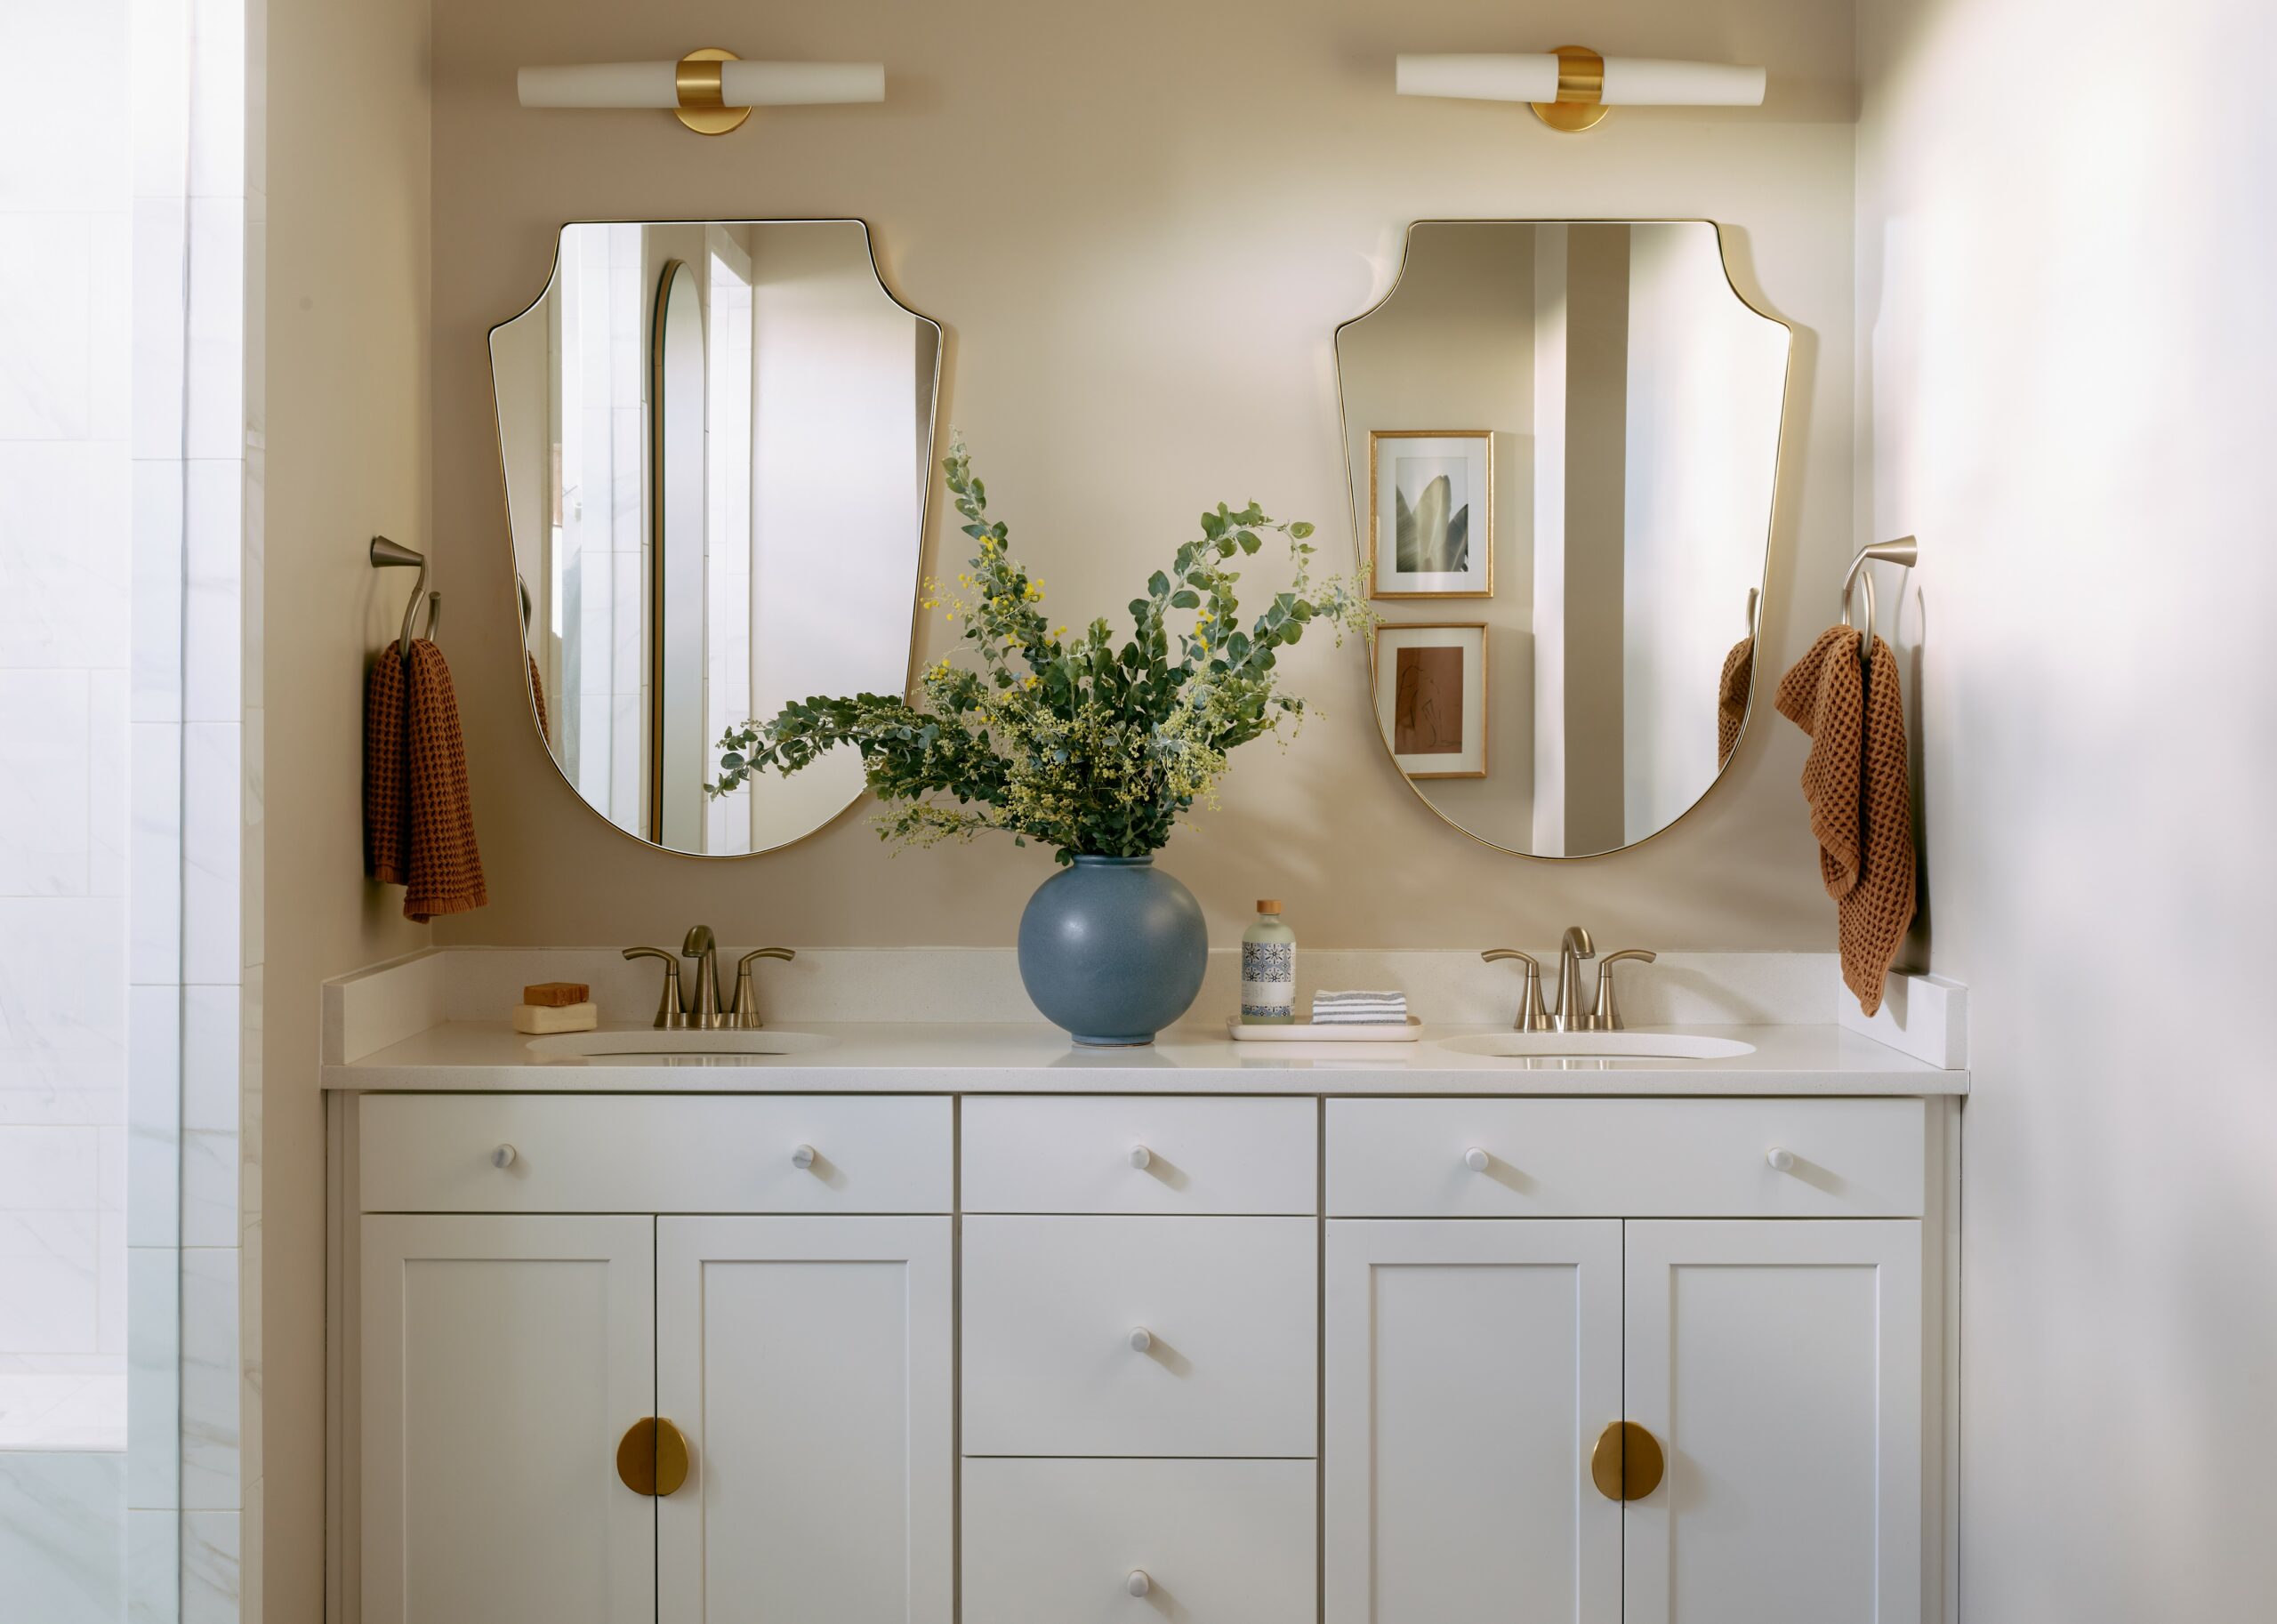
[1371,622,1489,779]
[1367,429,1494,599]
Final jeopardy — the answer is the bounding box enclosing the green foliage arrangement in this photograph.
[707,440,1374,863]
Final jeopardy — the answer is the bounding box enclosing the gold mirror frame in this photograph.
[1333,218,1796,862]
[485,218,945,862]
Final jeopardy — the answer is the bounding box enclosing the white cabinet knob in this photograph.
[1129,1145,1153,1170]
[1128,1326,1153,1354]
[1766,1146,1795,1172]
[1463,1146,1492,1173]
[792,1143,817,1170]
[1126,1570,1152,1597]
[490,1144,518,1170]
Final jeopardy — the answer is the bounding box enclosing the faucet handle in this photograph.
[728,948,796,1029]
[1483,949,1553,1032]
[1591,949,1658,1031]
[623,947,689,1030]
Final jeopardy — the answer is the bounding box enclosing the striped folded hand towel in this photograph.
[1310,990,1409,1026]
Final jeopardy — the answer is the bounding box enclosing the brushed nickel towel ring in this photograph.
[370,535,441,658]
[1841,536,1918,657]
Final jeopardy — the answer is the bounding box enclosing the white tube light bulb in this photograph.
[1395,54,1561,104]
[1394,51,1766,110]
[518,60,886,110]
[1598,58,1766,107]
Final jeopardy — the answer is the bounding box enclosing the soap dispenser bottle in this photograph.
[1241,900,1297,1025]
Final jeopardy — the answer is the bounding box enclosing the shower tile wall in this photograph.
[0,0,133,1444]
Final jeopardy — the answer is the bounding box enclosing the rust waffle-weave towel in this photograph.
[527,653,551,743]
[1774,626,1915,1015]
[401,639,487,921]
[1718,635,1754,767]
[364,649,410,884]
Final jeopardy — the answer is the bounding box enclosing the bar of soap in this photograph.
[523,981,591,1008]
[513,1001,599,1034]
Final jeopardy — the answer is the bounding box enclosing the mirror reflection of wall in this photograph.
[1337,221,1790,858]
[489,220,944,856]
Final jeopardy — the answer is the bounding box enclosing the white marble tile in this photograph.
[178,1245,237,1509]
[182,459,240,723]
[237,1219,259,1483]
[187,0,245,201]
[127,1247,179,1511]
[132,458,185,724]
[127,984,180,1250]
[131,721,183,986]
[127,1505,179,1624]
[182,196,242,463]
[0,1352,123,1375]
[89,669,132,899]
[0,213,93,439]
[130,0,192,203]
[239,703,261,973]
[237,967,258,1228]
[180,721,238,985]
[90,207,134,441]
[0,4,133,212]
[0,898,127,1051]
[0,440,133,671]
[0,1128,101,1210]
[182,1508,238,1624]
[132,196,188,461]
[0,669,93,896]
[0,1371,128,1450]
[0,1209,101,1353]
[177,989,234,1246]
[239,446,262,688]
[101,1210,128,1356]
[0,1451,126,1624]
[0,1052,121,1129]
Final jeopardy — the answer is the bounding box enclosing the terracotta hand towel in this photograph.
[1718,635,1754,766]
[364,651,410,884]
[401,639,487,921]
[1774,626,1915,1015]
[527,653,551,743]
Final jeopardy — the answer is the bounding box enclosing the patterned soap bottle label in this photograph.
[1242,940,1295,1018]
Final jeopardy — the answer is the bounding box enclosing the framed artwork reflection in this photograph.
[1368,429,1493,599]
[1373,622,1488,779]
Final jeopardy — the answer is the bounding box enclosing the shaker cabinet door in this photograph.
[656,1216,954,1624]
[1622,1219,1925,1624]
[360,1214,657,1624]
[1324,1218,1623,1624]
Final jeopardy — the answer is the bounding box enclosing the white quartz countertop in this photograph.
[322,1018,1967,1096]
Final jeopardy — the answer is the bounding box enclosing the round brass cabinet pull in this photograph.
[1589,1419,1665,1501]
[616,1416,692,1497]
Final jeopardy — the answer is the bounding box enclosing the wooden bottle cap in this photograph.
[522,981,591,1008]
[1256,900,1283,914]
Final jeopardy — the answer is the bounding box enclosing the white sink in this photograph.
[1436,1031,1756,1061]
[525,1028,839,1062]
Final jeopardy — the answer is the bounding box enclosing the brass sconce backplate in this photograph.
[675,48,751,135]
[1533,45,1610,133]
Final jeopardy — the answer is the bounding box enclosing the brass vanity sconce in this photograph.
[518,49,886,137]
[1395,46,1766,132]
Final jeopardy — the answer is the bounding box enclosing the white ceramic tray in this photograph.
[1225,1016,1421,1043]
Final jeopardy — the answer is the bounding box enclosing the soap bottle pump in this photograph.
[1240,900,1297,1025]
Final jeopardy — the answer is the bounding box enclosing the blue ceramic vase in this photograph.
[1016,856,1208,1046]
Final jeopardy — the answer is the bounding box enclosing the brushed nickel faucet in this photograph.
[1484,928,1656,1032]
[624,929,796,1029]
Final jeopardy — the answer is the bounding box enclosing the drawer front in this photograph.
[961,1096,1316,1214]
[1328,1097,1927,1218]
[961,1216,1316,1457]
[357,1094,953,1214]
[962,1458,1315,1624]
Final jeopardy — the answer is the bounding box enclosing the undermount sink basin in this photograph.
[1436,1031,1757,1061]
[524,1028,839,1062]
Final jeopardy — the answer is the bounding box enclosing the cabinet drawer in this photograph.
[961,1096,1316,1214]
[962,1458,1315,1624]
[961,1216,1316,1457]
[1328,1097,1926,1218]
[357,1094,952,1214]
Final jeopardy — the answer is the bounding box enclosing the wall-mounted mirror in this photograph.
[489,220,943,855]
[1336,221,1790,857]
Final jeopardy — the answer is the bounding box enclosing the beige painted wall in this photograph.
[261,0,431,1614]
[1857,0,2277,1615]
[430,0,1859,953]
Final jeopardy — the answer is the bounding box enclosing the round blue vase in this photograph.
[1017,856,1208,1046]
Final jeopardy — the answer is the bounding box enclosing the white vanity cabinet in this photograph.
[346,1097,955,1624]
[1324,1098,1935,1624]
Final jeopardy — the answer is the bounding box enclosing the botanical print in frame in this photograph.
[1369,430,1493,599]
[1373,622,1488,779]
